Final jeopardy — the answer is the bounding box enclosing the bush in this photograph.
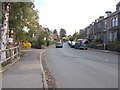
[89,40,120,52]
[89,39,103,47]
[107,45,119,52]
[108,41,120,46]
[31,31,51,49]
[49,40,57,45]
[107,41,120,52]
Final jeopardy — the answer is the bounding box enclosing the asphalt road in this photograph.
[45,43,118,88]
[2,49,43,88]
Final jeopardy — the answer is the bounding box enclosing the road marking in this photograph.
[105,59,109,62]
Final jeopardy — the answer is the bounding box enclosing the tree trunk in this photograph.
[1,3,9,60]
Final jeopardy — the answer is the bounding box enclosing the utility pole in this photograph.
[0,2,10,60]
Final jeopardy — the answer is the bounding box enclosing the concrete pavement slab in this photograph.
[2,48,43,88]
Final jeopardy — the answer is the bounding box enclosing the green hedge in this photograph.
[89,41,120,52]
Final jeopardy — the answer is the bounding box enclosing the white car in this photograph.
[70,42,76,48]
[68,41,71,46]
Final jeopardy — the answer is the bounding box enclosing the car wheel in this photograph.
[85,48,87,50]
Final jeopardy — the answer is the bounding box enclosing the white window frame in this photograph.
[115,17,118,26]
[112,18,115,27]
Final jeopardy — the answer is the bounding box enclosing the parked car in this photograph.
[31,44,41,49]
[70,42,76,48]
[74,42,79,49]
[56,42,63,48]
[22,41,31,48]
[75,39,89,50]
[68,41,71,46]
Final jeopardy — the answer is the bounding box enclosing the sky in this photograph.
[34,0,120,35]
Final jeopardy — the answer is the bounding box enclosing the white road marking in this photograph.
[105,59,109,62]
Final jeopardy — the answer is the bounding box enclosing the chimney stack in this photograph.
[105,11,112,17]
[116,1,120,11]
[98,16,104,21]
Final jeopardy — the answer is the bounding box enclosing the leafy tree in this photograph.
[37,30,50,47]
[9,2,39,41]
[1,2,39,51]
[53,29,59,41]
[69,36,75,42]
[37,35,45,46]
[59,28,66,38]
[68,35,72,37]
[53,29,58,35]
[16,30,31,41]
[73,32,85,39]
[57,35,60,42]
[73,32,80,39]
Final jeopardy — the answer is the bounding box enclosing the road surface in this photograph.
[44,43,118,88]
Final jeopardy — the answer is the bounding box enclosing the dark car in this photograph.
[56,42,63,48]
[75,39,89,50]
[74,43,79,49]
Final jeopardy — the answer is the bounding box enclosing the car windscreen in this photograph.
[72,42,76,44]
[83,41,89,44]
[78,40,83,44]
[56,43,61,45]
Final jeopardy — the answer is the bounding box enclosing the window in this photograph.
[112,17,118,27]
[98,23,101,29]
[104,34,107,42]
[104,20,107,29]
[84,41,89,44]
[115,17,118,26]
[114,31,118,41]
[112,18,115,27]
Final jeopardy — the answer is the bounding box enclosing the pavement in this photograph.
[88,48,119,55]
[2,48,43,88]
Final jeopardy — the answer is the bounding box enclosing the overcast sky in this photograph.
[34,0,119,35]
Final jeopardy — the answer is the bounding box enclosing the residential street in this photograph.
[0,1,120,90]
[2,49,43,88]
[44,43,118,88]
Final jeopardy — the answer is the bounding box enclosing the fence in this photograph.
[0,46,20,73]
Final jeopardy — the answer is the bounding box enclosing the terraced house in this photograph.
[80,1,120,43]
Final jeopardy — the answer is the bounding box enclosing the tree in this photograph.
[59,28,66,38]
[69,36,75,42]
[57,35,60,41]
[73,32,80,39]
[9,2,39,41]
[53,29,58,35]
[68,35,72,37]
[16,30,31,41]
[37,30,50,48]
[53,29,59,41]
[0,2,39,60]
[1,2,10,59]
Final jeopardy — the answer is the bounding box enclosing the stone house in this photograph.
[80,1,120,43]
